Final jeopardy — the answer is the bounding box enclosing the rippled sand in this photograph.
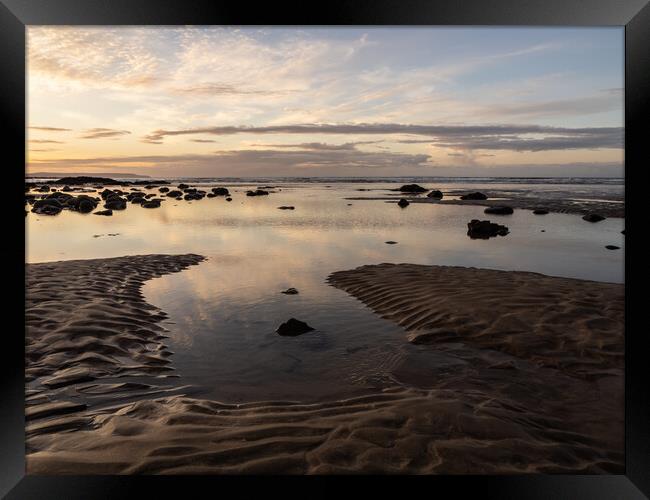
[26,256,623,474]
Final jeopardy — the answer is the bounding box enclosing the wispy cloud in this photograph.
[28,126,71,132]
[80,128,132,139]
[143,123,622,152]
[28,139,65,144]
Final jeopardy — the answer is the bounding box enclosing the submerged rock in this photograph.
[281,288,299,295]
[246,189,269,196]
[276,318,314,336]
[94,209,113,216]
[398,184,427,193]
[484,206,514,215]
[460,192,488,200]
[533,209,549,215]
[397,198,410,208]
[427,190,443,199]
[467,219,509,239]
[583,213,606,223]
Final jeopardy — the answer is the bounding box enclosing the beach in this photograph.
[26,253,623,474]
[25,178,624,474]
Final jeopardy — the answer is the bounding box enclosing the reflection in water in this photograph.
[27,181,624,402]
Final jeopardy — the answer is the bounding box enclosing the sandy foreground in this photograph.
[26,256,623,474]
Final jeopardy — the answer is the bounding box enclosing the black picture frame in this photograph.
[2,0,647,498]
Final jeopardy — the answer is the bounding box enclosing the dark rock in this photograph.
[166,190,183,198]
[460,192,488,200]
[145,193,155,199]
[605,245,620,250]
[31,199,62,215]
[144,185,156,189]
[52,176,122,185]
[183,188,197,193]
[211,187,230,196]
[398,184,427,193]
[104,198,127,210]
[37,185,50,192]
[397,199,410,208]
[385,241,398,244]
[177,183,189,189]
[61,185,73,192]
[533,209,549,215]
[484,206,513,215]
[78,198,95,213]
[142,200,161,208]
[281,288,299,295]
[130,179,170,185]
[427,190,443,199]
[94,209,113,216]
[100,189,115,200]
[276,318,314,336]
[621,230,625,235]
[226,197,232,202]
[467,219,509,239]
[277,206,295,210]
[207,193,216,198]
[246,189,269,196]
[583,213,606,223]
[159,187,169,193]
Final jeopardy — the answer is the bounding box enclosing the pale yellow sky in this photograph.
[27,27,624,177]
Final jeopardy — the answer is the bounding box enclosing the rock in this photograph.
[166,190,183,198]
[427,190,443,199]
[460,192,488,200]
[281,288,299,295]
[183,188,197,193]
[467,219,509,239]
[385,241,398,244]
[78,198,95,213]
[31,201,62,215]
[583,213,606,223]
[276,318,314,336]
[37,185,50,193]
[605,245,620,250]
[226,197,232,202]
[104,198,127,210]
[246,189,269,196]
[52,176,122,185]
[61,185,72,192]
[177,183,189,189]
[145,193,155,199]
[94,209,113,216]
[207,193,216,198]
[277,206,295,210]
[484,206,513,215]
[211,187,230,196]
[142,200,161,208]
[144,185,156,189]
[159,187,169,193]
[397,199,410,208]
[533,209,549,215]
[398,184,427,193]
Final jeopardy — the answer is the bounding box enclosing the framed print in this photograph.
[1,0,648,498]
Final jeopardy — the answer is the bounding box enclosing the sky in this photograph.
[26,27,624,178]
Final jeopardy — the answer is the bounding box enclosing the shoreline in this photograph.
[26,256,623,474]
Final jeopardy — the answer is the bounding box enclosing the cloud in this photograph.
[189,139,217,143]
[172,83,296,97]
[143,123,623,152]
[28,139,65,144]
[28,126,71,132]
[80,128,132,139]
[249,141,383,151]
[28,148,431,176]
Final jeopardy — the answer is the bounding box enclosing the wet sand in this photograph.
[26,256,623,474]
